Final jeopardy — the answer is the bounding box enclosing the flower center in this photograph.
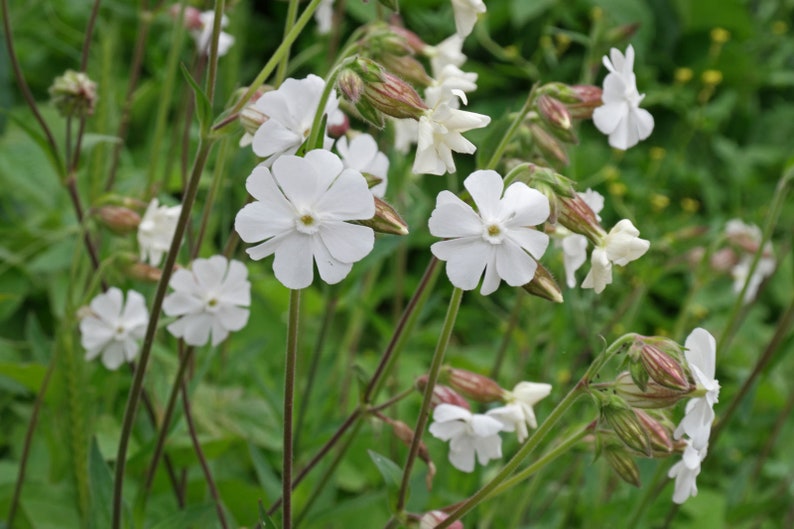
[114,325,126,338]
[481,221,505,244]
[296,211,320,234]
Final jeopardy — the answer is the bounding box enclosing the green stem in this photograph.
[436,334,634,528]
[275,0,300,86]
[205,0,225,106]
[216,0,326,125]
[395,287,464,512]
[111,138,214,529]
[304,57,353,151]
[484,88,536,171]
[283,288,301,529]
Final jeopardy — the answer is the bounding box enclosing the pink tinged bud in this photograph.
[420,511,464,529]
[94,206,141,234]
[356,196,409,236]
[600,398,651,456]
[634,409,674,455]
[49,69,98,118]
[521,261,564,303]
[442,367,505,403]
[614,371,691,409]
[556,193,607,244]
[537,94,572,132]
[327,113,350,137]
[632,337,690,391]
[239,105,268,135]
[170,5,203,29]
[415,376,470,409]
[710,247,739,272]
[566,85,603,119]
[379,54,433,87]
[126,261,163,283]
[388,24,428,54]
[603,444,641,487]
[528,123,569,166]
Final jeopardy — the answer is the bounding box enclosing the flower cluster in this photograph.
[79,288,148,370]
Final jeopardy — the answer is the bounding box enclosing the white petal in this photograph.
[162,292,204,317]
[315,169,375,220]
[215,305,250,332]
[433,403,472,423]
[273,232,315,289]
[235,202,294,244]
[102,341,127,370]
[684,328,717,381]
[494,240,538,287]
[448,443,476,472]
[500,183,550,228]
[428,199,482,238]
[251,120,302,159]
[317,221,374,263]
[431,238,490,291]
[506,229,549,261]
[464,170,503,220]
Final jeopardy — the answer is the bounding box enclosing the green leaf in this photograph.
[367,450,406,511]
[258,499,278,529]
[87,438,112,529]
[0,361,46,394]
[180,63,212,133]
[148,503,216,529]
[510,0,556,26]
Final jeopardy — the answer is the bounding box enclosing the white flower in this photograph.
[138,198,181,266]
[674,328,720,449]
[251,75,344,163]
[429,403,504,472]
[582,219,649,293]
[429,170,550,295]
[79,288,148,370]
[668,440,707,504]
[335,133,389,197]
[190,11,235,57]
[413,103,491,175]
[558,189,604,288]
[450,0,486,38]
[234,149,375,289]
[425,35,467,78]
[162,256,251,347]
[420,511,463,529]
[315,0,334,34]
[731,254,775,303]
[392,118,419,154]
[425,64,478,108]
[487,381,551,442]
[592,45,654,150]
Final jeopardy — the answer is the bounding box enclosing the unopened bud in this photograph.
[382,417,436,489]
[634,410,674,455]
[521,261,564,303]
[710,247,739,273]
[327,113,350,137]
[528,122,569,165]
[94,206,141,234]
[356,196,409,236]
[49,70,98,118]
[379,54,433,87]
[605,23,640,44]
[441,367,505,403]
[420,510,464,529]
[170,4,202,30]
[239,105,268,136]
[127,261,163,282]
[537,83,602,120]
[603,443,641,487]
[537,95,572,132]
[630,336,690,391]
[556,192,607,244]
[415,376,470,409]
[600,397,651,456]
[614,371,691,409]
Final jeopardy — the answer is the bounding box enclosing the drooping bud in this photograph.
[600,396,651,456]
[356,196,409,235]
[614,371,691,409]
[602,443,641,487]
[521,261,564,303]
[441,367,505,403]
[387,418,436,488]
[126,261,164,283]
[528,122,569,166]
[415,376,470,409]
[633,409,674,456]
[420,510,464,529]
[565,85,603,119]
[629,336,690,391]
[239,105,268,136]
[379,54,433,87]
[556,192,607,244]
[536,95,573,133]
[49,70,98,118]
[94,206,141,234]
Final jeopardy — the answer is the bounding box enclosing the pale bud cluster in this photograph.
[49,70,98,118]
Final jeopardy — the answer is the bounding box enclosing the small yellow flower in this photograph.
[681,197,700,213]
[692,304,708,319]
[651,194,670,212]
[603,165,620,181]
[702,69,723,86]
[710,28,730,44]
[674,67,693,84]
[772,21,788,35]
[650,147,666,161]
[609,181,627,197]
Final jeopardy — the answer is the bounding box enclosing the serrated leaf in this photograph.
[180,63,212,133]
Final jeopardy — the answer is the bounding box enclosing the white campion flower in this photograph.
[250,75,345,163]
[487,382,552,442]
[429,403,504,472]
[79,288,148,370]
[581,219,649,293]
[190,11,235,57]
[450,0,486,38]
[138,198,181,266]
[234,149,375,289]
[335,133,389,197]
[674,328,720,450]
[668,440,707,504]
[413,103,491,175]
[558,189,604,288]
[725,219,775,303]
[314,0,334,34]
[429,170,550,295]
[592,45,654,150]
[424,64,478,108]
[392,118,419,154]
[425,35,467,78]
[162,256,251,347]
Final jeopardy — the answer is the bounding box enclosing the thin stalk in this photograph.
[180,381,229,529]
[435,335,634,528]
[205,0,225,105]
[275,0,300,86]
[490,292,524,379]
[395,287,464,512]
[484,88,536,171]
[79,0,102,71]
[304,59,351,150]
[111,139,214,529]
[216,0,326,123]
[192,137,230,260]
[283,289,302,529]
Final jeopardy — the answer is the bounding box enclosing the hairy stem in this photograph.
[282,288,302,529]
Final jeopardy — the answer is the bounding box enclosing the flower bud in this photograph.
[602,443,641,487]
[327,113,350,137]
[555,192,607,244]
[565,85,603,119]
[94,206,141,234]
[710,247,739,273]
[420,510,464,529]
[528,122,569,166]
[605,22,640,44]
[126,261,163,283]
[614,371,691,409]
[633,410,674,455]
[49,70,98,118]
[379,54,433,88]
[414,376,470,409]
[441,367,505,403]
[521,261,564,303]
[629,336,690,391]
[600,397,651,456]
[355,196,409,236]
[239,105,268,136]
[170,4,203,30]
[537,95,572,132]
[380,416,437,489]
